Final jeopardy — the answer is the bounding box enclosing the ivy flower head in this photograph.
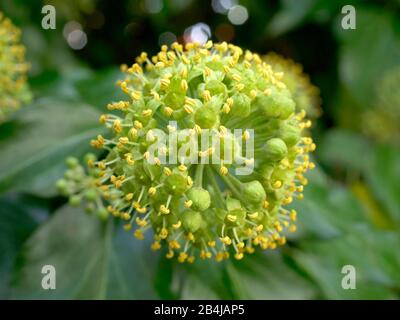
[0,12,31,122]
[362,66,400,145]
[58,41,316,262]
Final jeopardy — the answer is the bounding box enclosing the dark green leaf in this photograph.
[0,98,104,196]
[11,205,159,299]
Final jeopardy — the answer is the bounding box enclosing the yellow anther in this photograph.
[246,247,255,254]
[123,224,132,231]
[181,55,190,64]
[169,240,181,249]
[160,205,170,214]
[134,120,143,129]
[264,88,272,96]
[187,176,193,187]
[119,137,129,144]
[125,193,134,201]
[99,114,107,124]
[131,90,142,100]
[136,217,147,227]
[151,241,161,250]
[219,166,228,176]
[181,79,188,91]
[204,66,212,77]
[137,206,147,214]
[220,236,232,245]
[172,221,182,229]
[208,241,216,247]
[290,210,297,221]
[183,97,195,108]
[187,232,195,241]
[178,252,188,263]
[222,103,231,114]
[234,253,244,260]
[273,180,282,189]
[148,187,157,196]
[128,127,138,139]
[184,200,193,208]
[247,212,259,219]
[232,73,241,82]
[113,119,122,133]
[205,40,213,49]
[163,167,172,176]
[227,214,237,222]
[183,104,194,114]
[134,229,144,240]
[164,106,173,117]
[142,109,152,117]
[159,227,168,239]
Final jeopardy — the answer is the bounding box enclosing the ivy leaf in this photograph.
[291,228,400,299]
[336,8,400,108]
[318,129,371,173]
[290,166,367,240]
[365,144,400,225]
[0,193,50,299]
[11,205,159,299]
[74,68,124,110]
[178,260,232,299]
[226,251,316,299]
[0,98,104,197]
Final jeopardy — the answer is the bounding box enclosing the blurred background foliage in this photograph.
[0,0,399,299]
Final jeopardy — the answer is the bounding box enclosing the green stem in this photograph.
[194,164,204,187]
[205,166,225,208]
[212,166,246,203]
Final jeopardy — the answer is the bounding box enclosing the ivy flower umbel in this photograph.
[362,66,400,145]
[58,41,316,262]
[0,12,31,122]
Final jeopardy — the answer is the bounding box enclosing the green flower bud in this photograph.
[66,157,79,169]
[279,123,300,147]
[255,88,295,120]
[56,179,68,194]
[181,210,203,233]
[230,93,251,117]
[242,181,266,205]
[165,173,188,195]
[84,188,98,202]
[69,195,81,206]
[163,91,185,110]
[194,105,218,129]
[97,208,109,221]
[187,187,211,211]
[205,80,227,96]
[264,138,288,162]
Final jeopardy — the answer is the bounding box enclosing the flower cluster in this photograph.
[263,52,321,119]
[362,66,400,145]
[0,12,31,122]
[58,42,316,262]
